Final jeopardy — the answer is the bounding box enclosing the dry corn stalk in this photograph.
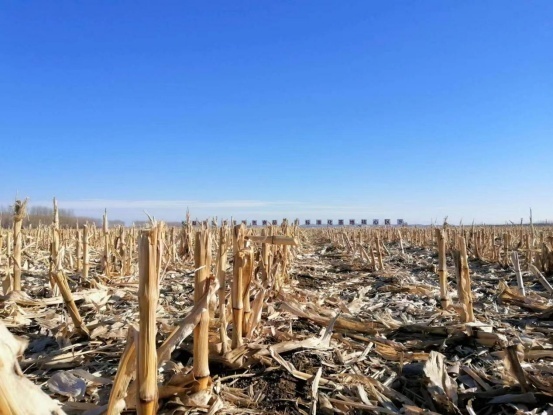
[3,232,12,294]
[157,282,214,364]
[12,199,27,292]
[107,326,138,415]
[125,231,133,275]
[369,241,377,271]
[193,229,212,391]
[251,231,296,289]
[51,267,90,337]
[503,233,511,266]
[359,244,371,266]
[242,246,254,333]
[511,251,526,297]
[217,226,230,354]
[529,264,553,296]
[49,198,60,296]
[435,229,450,308]
[0,322,66,415]
[82,225,90,281]
[245,288,266,337]
[457,236,474,323]
[231,224,246,349]
[102,210,110,277]
[397,228,405,256]
[525,234,533,270]
[504,344,529,392]
[259,229,270,287]
[376,235,384,271]
[3,241,11,289]
[75,228,82,272]
[180,210,193,260]
[118,227,126,276]
[137,224,163,415]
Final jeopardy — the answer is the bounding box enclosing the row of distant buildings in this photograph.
[190,219,406,226]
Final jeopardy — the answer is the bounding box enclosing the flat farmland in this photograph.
[2,214,553,414]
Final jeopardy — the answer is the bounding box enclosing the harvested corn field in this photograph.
[2,206,553,415]
[3,2,551,414]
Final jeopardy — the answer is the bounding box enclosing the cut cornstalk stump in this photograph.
[512,251,526,297]
[49,198,60,296]
[217,226,230,354]
[82,225,90,281]
[75,228,82,272]
[193,228,212,391]
[231,224,245,349]
[435,229,450,308]
[12,199,27,292]
[103,210,111,277]
[376,235,384,271]
[3,232,12,294]
[457,236,475,323]
[137,224,163,415]
[242,246,254,334]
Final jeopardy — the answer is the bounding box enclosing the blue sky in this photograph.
[1,1,552,224]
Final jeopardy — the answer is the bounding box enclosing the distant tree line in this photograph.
[0,204,124,228]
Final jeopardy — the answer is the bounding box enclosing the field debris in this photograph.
[2,211,553,414]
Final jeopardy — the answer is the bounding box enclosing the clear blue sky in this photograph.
[1,1,552,224]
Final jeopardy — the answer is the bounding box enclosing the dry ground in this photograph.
[2,231,553,414]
